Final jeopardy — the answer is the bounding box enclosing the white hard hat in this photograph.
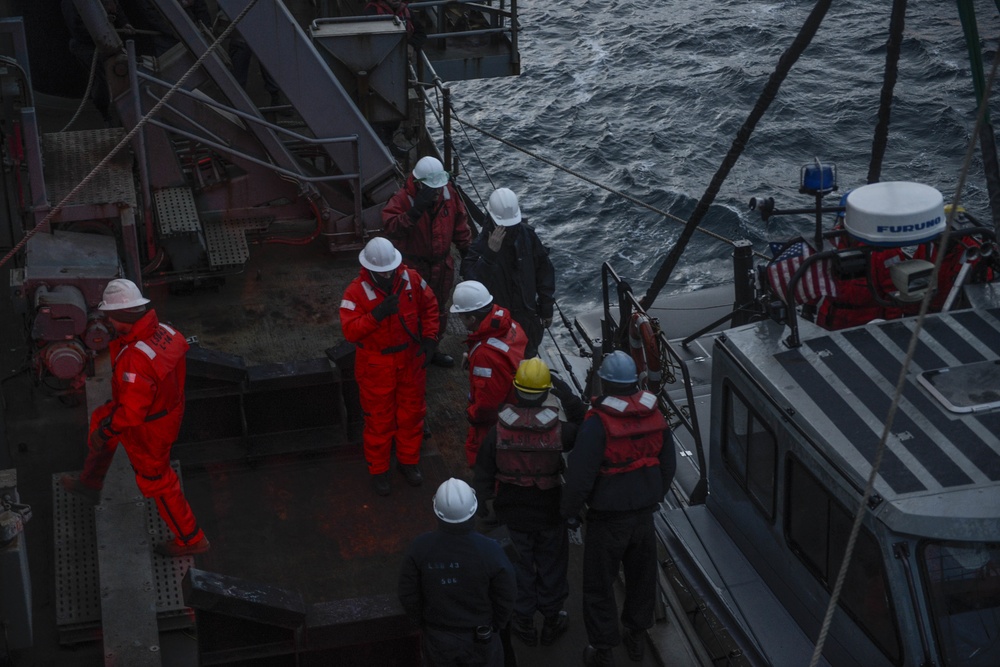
[433,478,478,523]
[449,280,493,313]
[487,188,521,227]
[412,156,449,189]
[359,237,402,272]
[98,278,150,311]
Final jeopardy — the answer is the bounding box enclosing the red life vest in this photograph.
[587,391,665,476]
[495,398,563,490]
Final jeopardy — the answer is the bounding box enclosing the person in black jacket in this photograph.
[460,188,556,359]
[561,351,676,667]
[473,358,587,648]
[398,478,517,667]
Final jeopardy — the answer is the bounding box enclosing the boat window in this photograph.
[919,540,1000,667]
[786,457,902,664]
[721,382,776,519]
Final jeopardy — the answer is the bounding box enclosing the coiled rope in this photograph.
[0,0,260,271]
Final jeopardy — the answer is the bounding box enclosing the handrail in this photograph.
[138,71,364,231]
[313,1,518,46]
[600,261,709,504]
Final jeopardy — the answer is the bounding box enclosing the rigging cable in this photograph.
[453,114,759,257]
[807,35,1000,667]
[957,0,1000,232]
[638,0,833,310]
[866,0,906,184]
[0,0,261,271]
[411,57,493,216]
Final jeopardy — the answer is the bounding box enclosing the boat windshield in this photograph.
[920,541,1000,666]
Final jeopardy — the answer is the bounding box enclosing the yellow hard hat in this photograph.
[513,358,552,394]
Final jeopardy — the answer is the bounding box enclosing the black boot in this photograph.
[540,610,568,645]
[397,463,423,487]
[371,472,391,496]
[582,645,615,667]
[511,614,537,646]
[622,627,646,661]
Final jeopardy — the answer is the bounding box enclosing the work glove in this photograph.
[370,293,399,322]
[567,516,584,546]
[410,185,438,217]
[541,317,553,328]
[89,417,117,450]
[550,373,572,399]
[419,337,437,367]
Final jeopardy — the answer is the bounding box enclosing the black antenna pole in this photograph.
[640,0,834,310]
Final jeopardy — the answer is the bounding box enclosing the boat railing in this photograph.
[409,0,518,51]
[781,225,998,348]
[601,261,709,504]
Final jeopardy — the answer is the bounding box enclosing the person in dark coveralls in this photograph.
[561,351,675,667]
[398,478,517,667]
[451,280,528,467]
[340,237,439,496]
[60,279,209,557]
[382,155,472,367]
[460,187,556,359]
[473,358,588,648]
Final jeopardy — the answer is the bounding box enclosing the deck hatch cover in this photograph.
[773,309,1000,495]
[918,360,1000,413]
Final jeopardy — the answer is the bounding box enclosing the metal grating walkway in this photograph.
[204,217,272,267]
[52,462,194,645]
[42,129,137,207]
[154,187,202,235]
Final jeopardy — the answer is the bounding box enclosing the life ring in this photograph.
[628,313,662,392]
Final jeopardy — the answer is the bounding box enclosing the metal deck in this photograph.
[53,462,194,645]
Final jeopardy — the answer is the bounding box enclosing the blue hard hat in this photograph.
[596,351,638,384]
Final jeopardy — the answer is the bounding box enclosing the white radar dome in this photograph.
[844,182,945,247]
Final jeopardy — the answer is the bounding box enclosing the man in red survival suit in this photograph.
[451,280,527,467]
[381,155,472,368]
[340,237,440,496]
[61,278,209,557]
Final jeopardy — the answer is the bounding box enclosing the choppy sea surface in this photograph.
[447,0,1000,315]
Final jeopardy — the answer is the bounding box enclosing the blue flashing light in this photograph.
[800,162,837,195]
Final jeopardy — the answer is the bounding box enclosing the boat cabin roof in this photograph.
[719,306,1000,542]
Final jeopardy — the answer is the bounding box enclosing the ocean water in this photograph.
[449,0,1000,315]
